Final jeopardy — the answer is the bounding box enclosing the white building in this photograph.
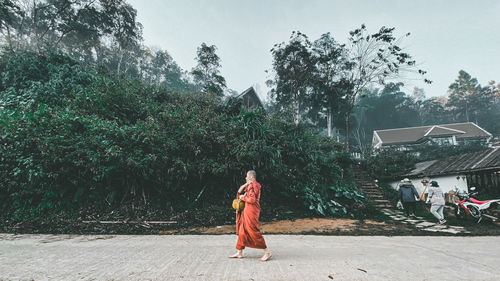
[390,147,500,196]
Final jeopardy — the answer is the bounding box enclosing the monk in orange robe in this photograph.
[229,170,272,261]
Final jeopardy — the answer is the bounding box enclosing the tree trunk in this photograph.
[465,101,469,122]
[294,98,300,125]
[117,47,124,75]
[327,107,333,138]
[345,112,350,152]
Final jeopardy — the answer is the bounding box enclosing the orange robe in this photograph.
[235,180,267,250]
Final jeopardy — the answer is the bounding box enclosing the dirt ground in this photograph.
[159,218,412,235]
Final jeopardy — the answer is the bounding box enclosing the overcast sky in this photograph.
[128,0,500,99]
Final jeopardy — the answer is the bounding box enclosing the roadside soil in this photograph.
[159,218,415,235]
[2,206,498,235]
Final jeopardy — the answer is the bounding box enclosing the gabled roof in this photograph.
[236,87,264,109]
[441,122,492,139]
[375,125,433,146]
[374,122,491,146]
[406,147,500,177]
[424,126,465,137]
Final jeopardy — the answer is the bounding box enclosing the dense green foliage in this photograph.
[0,51,363,225]
[363,150,417,182]
[0,0,197,93]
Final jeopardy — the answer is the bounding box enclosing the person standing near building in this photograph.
[427,181,446,224]
[398,178,419,218]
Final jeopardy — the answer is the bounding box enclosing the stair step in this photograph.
[364,192,382,194]
[354,166,394,209]
[362,191,382,194]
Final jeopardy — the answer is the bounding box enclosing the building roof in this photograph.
[492,139,500,147]
[236,87,264,109]
[406,147,500,177]
[444,123,493,139]
[374,122,491,146]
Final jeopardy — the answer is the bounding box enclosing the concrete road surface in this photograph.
[0,234,499,281]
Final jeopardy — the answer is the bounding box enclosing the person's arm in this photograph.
[240,184,257,204]
[398,187,403,201]
[238,183,249,194]
[412,185,419,198]
[427,188,433,203]
[237,183,249,198]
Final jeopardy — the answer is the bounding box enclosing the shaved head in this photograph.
[247,170,256,180]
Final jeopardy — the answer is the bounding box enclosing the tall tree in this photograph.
[447,70,494,123]
[191,43,226,97]
[0,0,143,71]
[268,31,315,124]
[410,87,426,125]
[311,32,351,137]
[0,0,22,53]
[100,0,142,74]
[140,47,193,92]
[341,24,429,151]
[1,0,104,53]
[419,97,451,125]
[0,0,197,93]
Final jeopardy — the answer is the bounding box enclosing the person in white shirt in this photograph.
[427,181,446,224]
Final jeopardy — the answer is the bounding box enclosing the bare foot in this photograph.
[259,253,272,262]
[228,253,243,259]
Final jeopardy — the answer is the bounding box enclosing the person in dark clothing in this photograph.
[398,178,419,218]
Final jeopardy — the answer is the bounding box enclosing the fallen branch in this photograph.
[81,220,177,225]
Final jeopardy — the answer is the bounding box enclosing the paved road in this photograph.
[0,234,499,281]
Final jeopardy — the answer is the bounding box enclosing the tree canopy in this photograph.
[191,43,227,97]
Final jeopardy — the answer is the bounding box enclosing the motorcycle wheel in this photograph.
[454,206,467,220]
[467,205,481,219]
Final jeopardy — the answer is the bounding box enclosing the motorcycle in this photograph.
[453,187,500,223]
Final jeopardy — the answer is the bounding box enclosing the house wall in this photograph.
[431,136,455,146]
[390,175,468,195]
[241,92,263,110]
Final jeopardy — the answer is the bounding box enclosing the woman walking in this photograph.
[427,180,446,224]
[229,170,272,262]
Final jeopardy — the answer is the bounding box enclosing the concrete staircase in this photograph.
[354,168,393,208]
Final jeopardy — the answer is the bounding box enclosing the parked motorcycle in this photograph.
[453,187,500,223]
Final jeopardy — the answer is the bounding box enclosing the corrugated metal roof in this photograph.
[410,160,438,175]
[406,147,500,176]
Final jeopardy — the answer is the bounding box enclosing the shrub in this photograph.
[363,150,417,182]
[0,51,367,224]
